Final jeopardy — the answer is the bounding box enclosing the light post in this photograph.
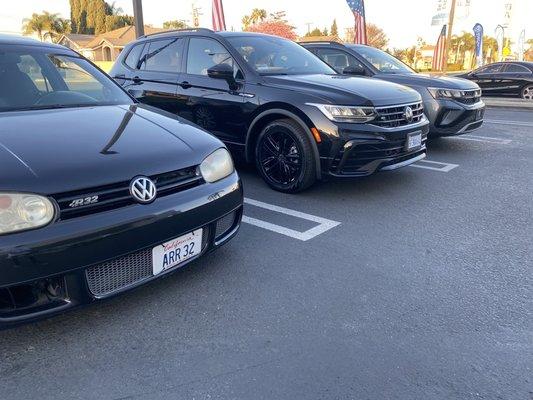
[132,0,144,38]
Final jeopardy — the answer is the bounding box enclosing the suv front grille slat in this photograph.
[53,166,203,220]
[372,102,425,128]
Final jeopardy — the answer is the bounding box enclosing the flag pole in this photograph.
[442,0,456,72]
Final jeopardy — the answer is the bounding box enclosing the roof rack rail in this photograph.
[298,40,344,45]
[139,27,215,39]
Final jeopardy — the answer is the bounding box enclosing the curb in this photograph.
[482,97,533,110]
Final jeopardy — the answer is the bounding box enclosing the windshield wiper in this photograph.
[0,103,101,112]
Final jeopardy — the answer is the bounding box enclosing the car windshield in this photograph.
[349,45,415,74]
[0,47,132,112]
[227,35,335,76]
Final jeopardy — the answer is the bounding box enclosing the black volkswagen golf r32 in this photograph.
[0,36,243,328]
[111,29,430,193]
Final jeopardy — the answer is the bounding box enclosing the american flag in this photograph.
[212,0,226,31]
[432,25,447,71]
[346,0,367,45]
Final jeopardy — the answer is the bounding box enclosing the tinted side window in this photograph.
[503,64,530,73]
[140,38,183,73]
[477,64,503,73]
[124,43,144,69]
[186,37,239,77]
[316,48,364,72]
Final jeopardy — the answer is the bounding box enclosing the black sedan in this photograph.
[0,36,243,328]
[456,61,533,100]
[301,42,486,137]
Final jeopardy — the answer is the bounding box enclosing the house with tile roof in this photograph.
[57,25,165,61]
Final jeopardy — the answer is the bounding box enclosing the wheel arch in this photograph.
[245,103,321,178]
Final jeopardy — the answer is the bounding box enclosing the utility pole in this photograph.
[132,0,144,38]
[442,0,456,72]
[305,22,312,34]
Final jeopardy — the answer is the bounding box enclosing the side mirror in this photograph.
[207,63,237,88]
[342,65,366,76]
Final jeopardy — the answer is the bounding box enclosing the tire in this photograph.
[254,119,317,193]
[521,84,533,101]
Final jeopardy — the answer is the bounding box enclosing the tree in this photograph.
[367,23,388,49]
[242,8,267,29]
[69,0,132,34]
[269,11,287,22]
[305,27,324,37]
[163,20,188,29]
[344,23,388,49]
[93,0,107,34]
[22,13,47,41]
[482,36,499,63]
[245,20,297,40]
[23,12,70,42]
[330,19,338,37]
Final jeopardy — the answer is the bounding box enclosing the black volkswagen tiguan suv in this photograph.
[301,42,485,137]
[0,36,242,327]
[111,29,430,193]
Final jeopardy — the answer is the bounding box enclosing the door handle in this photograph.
[180,81,192,89]
[132,76,141,84]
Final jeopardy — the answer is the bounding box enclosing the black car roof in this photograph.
[139,29,292,41]
[0,34,68,51]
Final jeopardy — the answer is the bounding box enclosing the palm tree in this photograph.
[22,13,47,41]
[242,8,267,29]
[22,11,70,42]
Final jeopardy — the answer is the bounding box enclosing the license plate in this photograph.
[407,132,422,150]
[152,229,203,276]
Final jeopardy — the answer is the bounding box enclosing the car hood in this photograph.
[262,74,421,106]
[0,104,222,194]
[374,72,480,90]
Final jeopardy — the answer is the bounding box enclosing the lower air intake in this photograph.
[86,229,209,297]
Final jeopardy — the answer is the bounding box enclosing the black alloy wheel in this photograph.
[255,119,316,193]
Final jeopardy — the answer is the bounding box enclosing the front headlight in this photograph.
[0,193,55,235]
[307,103,376,123]
[199,148,235,183]
[428,87,482,99]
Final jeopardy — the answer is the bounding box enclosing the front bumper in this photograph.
[424,96,485,137]
[0,173,243,327]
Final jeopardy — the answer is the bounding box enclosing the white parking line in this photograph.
[485,119,532,128]
[242,197,341,241]
[453,134,512,145]
[410,159,459,172]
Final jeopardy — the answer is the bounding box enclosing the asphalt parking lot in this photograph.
[1,108,531,400]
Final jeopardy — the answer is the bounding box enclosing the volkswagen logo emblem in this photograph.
[130,176,157,204]
[404,106,414,123]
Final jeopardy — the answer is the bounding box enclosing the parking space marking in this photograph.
[410,159,459,172]
[242,197,341,241]
[485,119,532,128]
[453,134,512,145]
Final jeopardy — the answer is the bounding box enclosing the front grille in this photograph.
[455,95,482,105]
[215,211,236,240]
[372,102,424,128]
[333,133,428,174]
[53,166,203,220]
[86,227,209,297]
[454,89,482,105]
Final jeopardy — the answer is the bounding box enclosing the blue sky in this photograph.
[1,0,530,49]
